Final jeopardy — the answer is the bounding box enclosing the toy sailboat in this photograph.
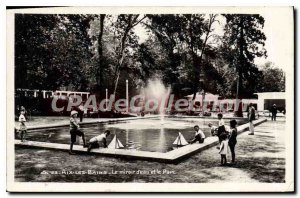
[108,135,124,149]
[172,132,189,146]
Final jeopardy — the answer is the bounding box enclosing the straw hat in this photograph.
[70,110,78,116]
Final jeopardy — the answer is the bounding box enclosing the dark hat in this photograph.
[230,119,237,127]
[220,133,227,140]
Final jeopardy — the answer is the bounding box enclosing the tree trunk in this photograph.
[113,27,131,96]
[97,14,105,94]
[112,15,134,96]
[235,16,244,117]
[192,14,216,100]
[201,90,206,115]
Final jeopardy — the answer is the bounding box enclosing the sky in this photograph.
[255,11,293,72]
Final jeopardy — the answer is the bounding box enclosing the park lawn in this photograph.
[15,122,285,183]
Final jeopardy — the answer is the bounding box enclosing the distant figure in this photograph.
[20,106,26,112]
[190,125,205,144]
[271,104,277,121]
[69,110,87,155]
[20,106,27,119]
[78,105,84,122]
[228,119,238,164]
[219,133,229,166]
[248,103,256,135]
[18,111,27,142]
[217,113,226,143]
[208,123,218,136]
[87,130,111,153]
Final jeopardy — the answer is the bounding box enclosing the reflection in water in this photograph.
[125,128,129,145]
[24,118,246,153]
[157,127,166,152]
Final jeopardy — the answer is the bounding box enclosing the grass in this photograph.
[14,121,285,183]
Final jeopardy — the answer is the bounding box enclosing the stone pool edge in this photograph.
[23,115,248,131]
[15,118,267,163]
[25,115,161,130]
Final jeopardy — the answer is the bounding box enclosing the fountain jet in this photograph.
[142,78,171,123]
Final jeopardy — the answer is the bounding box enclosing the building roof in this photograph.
[254,92,285,99]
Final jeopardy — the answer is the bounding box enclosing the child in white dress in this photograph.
[219,133,229,166]
[19,111,27,142]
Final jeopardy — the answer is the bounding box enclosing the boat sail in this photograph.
[172,132,189,146]
[108,135,124,149]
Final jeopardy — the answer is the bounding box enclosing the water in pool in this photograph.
[24,117,246,153]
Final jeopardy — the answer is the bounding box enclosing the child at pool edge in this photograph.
[69,110,87,155]
[208,122,218,136]
[190,125,205,144]
[219,133,229,166]
[217,113,226,143]
[19,110,27,142]
[87,130,111,153]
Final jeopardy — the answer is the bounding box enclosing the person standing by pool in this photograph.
[228,119,238,164]
[190,125,205,144]
[271,104,277,121]
[78,104,84,122]
[69,110,87,155]
[18,111,27,142]
[248,103,256,135]
[87,130,111,152]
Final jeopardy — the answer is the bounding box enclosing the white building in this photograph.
[254,92,286,112]
[53,90,90,100]
[185,92,258,112]
[16,89,90,101]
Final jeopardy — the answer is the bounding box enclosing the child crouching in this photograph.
[190,125,206,144]
[87,130,111,153]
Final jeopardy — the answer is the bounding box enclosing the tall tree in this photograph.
[222,14,267,116]
[96,14,106,93]
[257,62,285,92]
[48,14,94,91]
[146,14,183,94]
[112,14,146,96]
[15,14,58,90]
[183,14,218,100]
[15,14,94,91]
[146,14,219,98]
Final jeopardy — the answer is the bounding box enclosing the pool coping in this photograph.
[15,118,267,163]
[24,115,161,130]
[24,115,249,131]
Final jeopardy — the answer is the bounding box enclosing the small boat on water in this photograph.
[108,135,124,149]
[172,132,189,146]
